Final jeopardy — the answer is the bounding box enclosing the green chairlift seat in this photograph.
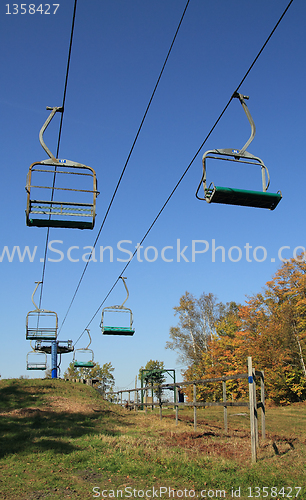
[205,185,282,210]
[74,360,95,368]
[100,277,135,337]
[26,107,99,230]
[73,330,95,368]
[196,93,282,210]
[102,326,135,336]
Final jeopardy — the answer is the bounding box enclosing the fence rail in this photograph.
[109,357,264,463]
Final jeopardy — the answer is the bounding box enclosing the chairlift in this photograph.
[26,106,99,229]
[26,281,58,340]
[195,92,282,210]
[73,329,95,368]
[101,277,135,336]
[26,342,47,370]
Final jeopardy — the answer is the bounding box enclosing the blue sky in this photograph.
[0,0,305,389]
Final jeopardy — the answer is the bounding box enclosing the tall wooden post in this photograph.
[145,388,147,414]
[151,382,154,411]
[248,357,257,463]
[159,390,162,421]
[193,384,197,431]
[253,370,259,448]
[260,371,266,441]
[175,387,178,426]
[222,379,228,433]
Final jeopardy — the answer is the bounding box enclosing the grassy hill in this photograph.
[0,378,305,500]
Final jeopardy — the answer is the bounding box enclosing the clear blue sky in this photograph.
[0,0,305,389]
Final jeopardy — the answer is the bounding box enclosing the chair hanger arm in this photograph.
[85,329,92,350]
[232,92,256,154]
[31,281,42,310]
[39,106,63,160]
[120,276,129,308]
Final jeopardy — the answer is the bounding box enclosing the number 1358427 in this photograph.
[6,4,59,14]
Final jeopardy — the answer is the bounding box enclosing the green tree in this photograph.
[64,361,115,397]
[139,360,166,399]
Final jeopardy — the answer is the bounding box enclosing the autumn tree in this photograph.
[166,291,238,367]
[237,255,306,403]
[182,302,242,402]
[177,255,306,404]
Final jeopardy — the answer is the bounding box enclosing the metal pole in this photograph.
[248,356,257,463]
[51,341,57,379]
[193,384,197,431]
[145,388,147,414]
[222,379,228,433]
[261,371,266,441]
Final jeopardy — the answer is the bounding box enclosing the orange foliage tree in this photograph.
[168,255,306,404]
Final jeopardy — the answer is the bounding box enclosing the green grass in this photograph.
[0,379,305,500]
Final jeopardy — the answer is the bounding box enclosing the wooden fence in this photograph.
[110,357,265,463]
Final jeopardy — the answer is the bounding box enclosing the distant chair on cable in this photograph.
[26,341,48,371]
[100,277,135,336]
[73,329,95,368]
[26,281,58,341]
[26,106,99,229]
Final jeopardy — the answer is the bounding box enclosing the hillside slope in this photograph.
[0,379,305,500]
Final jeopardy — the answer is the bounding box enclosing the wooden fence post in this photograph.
[248,357,257,463]
[159,389,162,421]
[145,388,147,414]
[222,379,228,433]
[260,371,266,441]
[193,384,197,431]
[175,387,178,426]
[253,369,259,448]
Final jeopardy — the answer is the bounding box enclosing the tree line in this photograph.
[166,255,306,404]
